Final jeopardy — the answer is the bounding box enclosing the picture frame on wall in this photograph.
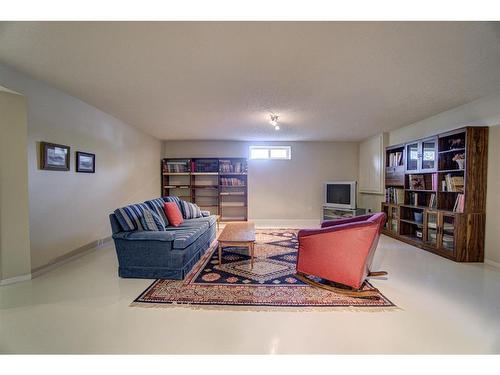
[40,142,70,171]
[76,151,95,173]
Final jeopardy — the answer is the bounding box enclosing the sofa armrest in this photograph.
[112,231,175,242]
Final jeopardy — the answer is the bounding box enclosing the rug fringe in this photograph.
[129,301,402,313]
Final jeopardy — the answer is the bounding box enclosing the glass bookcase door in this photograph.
[382,204,390,231]
[424,211,438,247]
[440,214,455,252]
[406,142,419,172]
[421,138,437,172]
[389,205,399,234]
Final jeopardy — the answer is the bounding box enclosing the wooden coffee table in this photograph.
[218,222,256,269]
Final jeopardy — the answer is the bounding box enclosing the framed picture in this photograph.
[76,151,95,173]
[409,174,425,190]
[40,142,70,171]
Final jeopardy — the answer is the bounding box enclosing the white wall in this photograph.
[163,140,359,225]
[0,90,31,281]
[0,64,162,271]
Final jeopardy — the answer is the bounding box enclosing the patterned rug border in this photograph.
[131,229,398,312]
[130,300,401,313]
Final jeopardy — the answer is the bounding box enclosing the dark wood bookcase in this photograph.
[381,126,488,262]
[161,157,248,222]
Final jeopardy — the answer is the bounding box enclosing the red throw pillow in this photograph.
[163,202,184,227]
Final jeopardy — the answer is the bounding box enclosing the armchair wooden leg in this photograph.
[368,271,388,277]
[295,272,381,299]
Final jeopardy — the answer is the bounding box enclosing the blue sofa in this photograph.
[109,198,217,279]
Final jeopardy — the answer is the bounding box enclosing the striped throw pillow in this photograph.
[179,200,202,219]
[140,208,166,231]
[145,198,169,226]
[114,203,149,231]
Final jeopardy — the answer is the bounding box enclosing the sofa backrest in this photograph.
[113,202,150,232]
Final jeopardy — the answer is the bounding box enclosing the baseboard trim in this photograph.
[485,259,500,269]
[251,219,320,229]
[0,273,32,286]
[31,236,112,279]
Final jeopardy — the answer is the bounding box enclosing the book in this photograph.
[389,151,403,167]
[444,174,464,192]
[453,193,465,213]
[428,193,436,209]
[408,191,420,206]
[385,187,404,204]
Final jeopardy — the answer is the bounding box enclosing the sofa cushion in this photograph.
[113,230,175,242]
[144,198,169,226]
[171,225,206,249]
[179,200,202,219]
[114,203,149,231]
[183,215,217,227]
[164,202,184,227]
[140,208,166,231]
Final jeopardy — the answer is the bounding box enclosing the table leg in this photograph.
[250,242,254,269]
[218,243,222,266]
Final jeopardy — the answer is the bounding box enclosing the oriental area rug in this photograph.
[132,229,396,311]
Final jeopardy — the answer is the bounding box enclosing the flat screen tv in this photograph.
[324,181,357,209]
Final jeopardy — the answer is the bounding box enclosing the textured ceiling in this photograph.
[1,22,500,141]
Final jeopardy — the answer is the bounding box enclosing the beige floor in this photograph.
[1,233,500,354]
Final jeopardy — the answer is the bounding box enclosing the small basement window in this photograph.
[249,146,291,160]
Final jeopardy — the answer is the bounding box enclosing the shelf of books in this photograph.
[161,157,248,221]
[381,126,488,262]
[219,158,248,221]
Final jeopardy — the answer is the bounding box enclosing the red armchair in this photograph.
[295,212,387,298]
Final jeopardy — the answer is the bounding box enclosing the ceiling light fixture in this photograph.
[269,114,280,130]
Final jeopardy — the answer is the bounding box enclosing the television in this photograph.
[324,181,357,209]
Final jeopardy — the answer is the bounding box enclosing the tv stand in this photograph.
[322,206,366,221]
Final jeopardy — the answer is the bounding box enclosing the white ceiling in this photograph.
[1,22,499,141]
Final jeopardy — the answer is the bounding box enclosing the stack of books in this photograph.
[388,151,403,167]
[165,161,189,173]
[219,160,246,173]
[444,174,464,192]
[385,187,404,204]
[220,177,245,186]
